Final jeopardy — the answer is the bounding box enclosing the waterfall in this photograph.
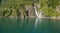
[34,4,42,18]
[34,5,38,17]
[38,12,42,18]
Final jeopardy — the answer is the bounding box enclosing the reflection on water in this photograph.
[0,18,60,33]
[34,18,42,28]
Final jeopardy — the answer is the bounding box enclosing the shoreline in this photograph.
[0,16,60,20]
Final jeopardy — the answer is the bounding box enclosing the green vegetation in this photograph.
[0,0,60,18]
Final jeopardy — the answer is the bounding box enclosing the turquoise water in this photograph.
[0,18,60,33]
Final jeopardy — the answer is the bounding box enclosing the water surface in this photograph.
[0,18,60,33]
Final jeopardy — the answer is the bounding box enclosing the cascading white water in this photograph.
[34,4,42,18]
[38,12,42,18]
[34,5,38,17]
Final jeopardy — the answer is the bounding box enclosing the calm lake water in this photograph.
[0,18,60,33]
